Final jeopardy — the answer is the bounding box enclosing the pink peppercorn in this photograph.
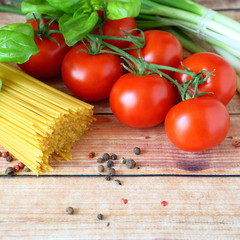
[121,198,128,204]
[161,201,168,207]
[89,152,95,158]
[2,151,9,158]
[18,162,25,169]
[14,165,20,172]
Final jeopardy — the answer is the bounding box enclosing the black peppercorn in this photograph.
[102,153,110,161]
[97,157,103,163]
[105,175,111,181]
[5,167,14,176]
[114,179,122,185]
[111,154,117,160]
[6,156,13,162]
[126,159,136,169]
[97,165,104,173]
[97,214,103,220]
[107,167,115,176]
[66,207,74,215]
[107,160,114,168]
[0,151,2,157]
[133,147,141,155]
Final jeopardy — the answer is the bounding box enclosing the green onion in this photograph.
[137,0,240,93]
[0,5,23,15]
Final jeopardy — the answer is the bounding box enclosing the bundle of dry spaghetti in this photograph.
[0,63,95,175]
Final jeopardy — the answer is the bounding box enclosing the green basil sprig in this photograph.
[0,0,141,63]
[21,0,141,46]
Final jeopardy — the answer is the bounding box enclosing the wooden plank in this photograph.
[0,176,240,239]
[42,78,240,114]
[198,0,240,9]
[1,114,239,176]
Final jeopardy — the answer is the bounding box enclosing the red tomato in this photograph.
[174,52,237,105]
[94,17,137,49]
[18,19,70,79]
[109,73,176,128]
[127,30,184,76]
[165,96,230,152]
[61,44,124,102]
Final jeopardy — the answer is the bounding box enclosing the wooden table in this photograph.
[1,1,240,239]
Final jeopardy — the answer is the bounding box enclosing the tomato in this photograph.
[61,44,124,102]
[165,96,230,152]
[18,19,70,79]
[127,30,184,76]
[109,73,176,128]
[174,52,237,105]
[94,17,137,49]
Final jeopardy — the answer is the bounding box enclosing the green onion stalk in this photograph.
[136,0,240,93]
[0,0,23,15]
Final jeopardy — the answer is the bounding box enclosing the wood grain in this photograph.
[1,114,239,176]
[0,177,240,240]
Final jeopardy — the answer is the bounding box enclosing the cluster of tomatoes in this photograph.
[18,17,237,152]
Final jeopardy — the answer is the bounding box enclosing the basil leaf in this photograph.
[21,0,63,17]
[107,0,141,19]
[0,24,39,64]
[59,7,98,46]
[46,0,84,14]
[1,23,34,38]
[0,77,2,92]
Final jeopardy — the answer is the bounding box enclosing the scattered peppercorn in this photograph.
[102,153,110,161]
[114,179,122,185]
[107,167,115,176]
[2,151,9,158]
[105,175,111,181]
[14,165,20,172]
[233,140,240,147]
[111,154,117,160]
[97,165,104,173]
[6,156,13,162]
[107,160,114,168]
[18,162,25,169]
[0,151,2,157]
[5,167,14,176]
[133,147,141,155]
[161,201,168,207]
[126,159,136,169]
[66,207,74,215]
[23,166,30,172]
[89,152,95,158]
[120,157,126,164]
[121,198,128,204]
[97,157,103,163]
[97,214,103,220]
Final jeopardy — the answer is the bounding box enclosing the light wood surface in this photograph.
[0,0,240,239]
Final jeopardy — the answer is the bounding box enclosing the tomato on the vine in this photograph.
[109,73,176,128]
[18,18,70,79]
[165,96,230,152]
[93,17,137,49]
[127,30,184,76]
[174,52,237,105]
[61,44,124,102]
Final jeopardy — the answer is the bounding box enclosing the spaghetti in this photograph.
[0,63,95,175]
